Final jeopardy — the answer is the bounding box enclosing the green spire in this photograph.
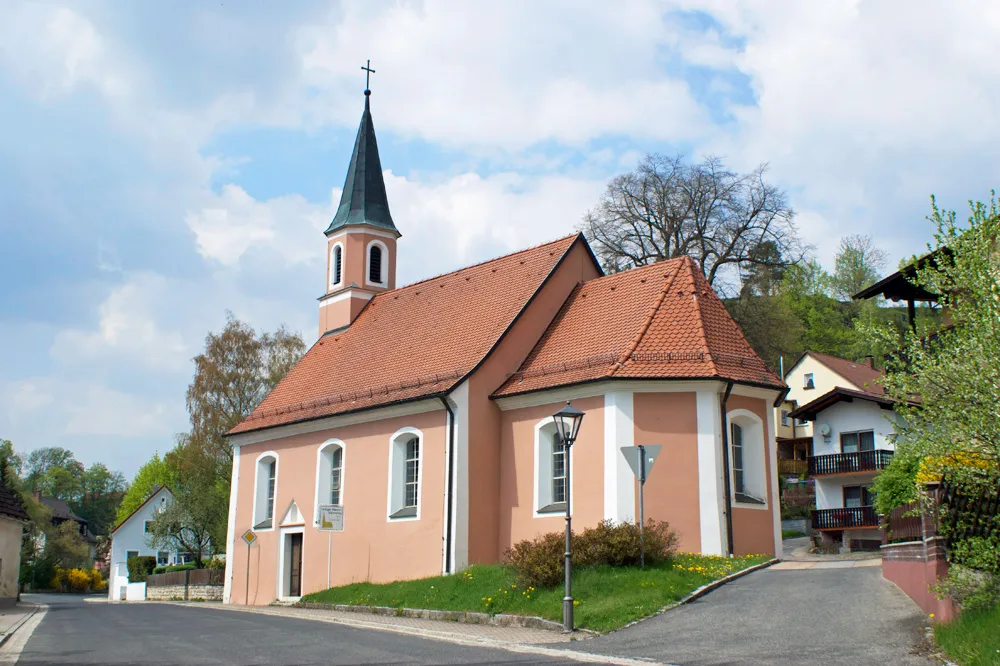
[325,91,399,236]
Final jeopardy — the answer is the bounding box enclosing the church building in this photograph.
[223,87,787,605]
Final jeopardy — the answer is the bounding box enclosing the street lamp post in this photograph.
[552,401,585,633]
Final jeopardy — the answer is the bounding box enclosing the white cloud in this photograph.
[293,0,709,149]
[51,274,190,373]
[186,185,330,267]
[0,5,130,101]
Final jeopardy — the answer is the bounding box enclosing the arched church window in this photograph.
[315,440,345,523]
[729,411,767,506]
[369,244,382,284]
[253,452,278,529]
[387,428,422,520]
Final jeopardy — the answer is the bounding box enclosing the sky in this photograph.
[2,0,999,478]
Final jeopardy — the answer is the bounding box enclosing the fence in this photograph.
[146,568,224,601]
[885,502,923,543]
[939,477,1000,547]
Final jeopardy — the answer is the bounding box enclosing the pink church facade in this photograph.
[223,91,786,605]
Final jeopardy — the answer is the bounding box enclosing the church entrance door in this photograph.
[288,533,303,597]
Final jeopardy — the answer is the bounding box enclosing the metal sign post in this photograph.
[317,505,344,589]
[621,445,662,568]
[241,529,257,604]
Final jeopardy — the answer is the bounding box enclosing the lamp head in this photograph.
[552,401,585,446]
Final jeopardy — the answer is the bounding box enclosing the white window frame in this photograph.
[329,242,345,289]
[143,520,153,533]
[365,239,389,288]
[386,427,423,521]
[252,451,279,531]
[314,439,346,525]
[780,410,790,427]
[803,373,815,390]
[727,409,768,509]
[533,417,573,517]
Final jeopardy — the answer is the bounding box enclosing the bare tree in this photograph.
[582,154,803,294]
[831,234,888,301]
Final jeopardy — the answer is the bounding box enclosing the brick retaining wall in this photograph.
[881,537,956,622]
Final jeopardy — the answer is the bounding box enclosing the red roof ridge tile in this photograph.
[608,261,684,377]
[686,257,720,376]
[383,232,582,297]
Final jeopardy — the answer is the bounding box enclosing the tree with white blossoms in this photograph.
[869,195,1000,604]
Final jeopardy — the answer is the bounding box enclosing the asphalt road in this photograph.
[570,565,932,666]
[15,594,577,666]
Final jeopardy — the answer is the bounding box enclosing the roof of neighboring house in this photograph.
[800,351,886,395]
[853,248,948,302]
[789,386,896,421]
[40,497,86,524]
[494,256,786,397]
[230,234,592,435]
[0,479,29,523]
[110,486,173,535]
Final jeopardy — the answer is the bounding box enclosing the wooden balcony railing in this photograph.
[778,459,810,476]
[808,449,894,476]
[811,506,879,531]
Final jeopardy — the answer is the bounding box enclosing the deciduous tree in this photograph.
[186,313,305,473]
[831,234,888,302]
[582,154,803,294]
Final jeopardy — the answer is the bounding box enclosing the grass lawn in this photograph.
[302,553,771,633]
[781,529,806,539]
[935,604,1000,666]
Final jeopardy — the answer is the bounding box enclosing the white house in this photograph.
[790,386,901,551]
[108,486,191,601]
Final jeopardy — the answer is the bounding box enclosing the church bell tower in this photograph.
[319,65,400,337]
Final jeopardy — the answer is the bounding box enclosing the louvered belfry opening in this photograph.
[369,244,382,283]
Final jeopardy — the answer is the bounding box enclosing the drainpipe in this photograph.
[440,397,456,575]
[719,381,735,557]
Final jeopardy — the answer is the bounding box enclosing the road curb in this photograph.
[608,558,779,634]
[294,601,575,635]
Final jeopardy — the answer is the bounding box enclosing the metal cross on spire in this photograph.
[361,59,375,96]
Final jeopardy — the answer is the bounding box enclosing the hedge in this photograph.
[152,563,197,574]
[127,555,157,583]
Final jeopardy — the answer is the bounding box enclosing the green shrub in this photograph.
[205,556,226,570]
[505,531,566,588]
[504,520,679,588]
[127,555,156,583]
[780,503,811,520]
[575,520,678,568]
[871,447,921,515]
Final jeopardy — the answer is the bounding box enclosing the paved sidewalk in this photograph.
[162,601,575,645]
[0,601,41,647]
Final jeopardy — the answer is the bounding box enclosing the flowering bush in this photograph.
[50,567,105,592]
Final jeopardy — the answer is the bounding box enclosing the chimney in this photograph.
[864,355,875,369]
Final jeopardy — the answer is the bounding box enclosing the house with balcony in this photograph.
[790,384,900,551]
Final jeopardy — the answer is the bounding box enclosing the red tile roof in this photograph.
[805,351,885,394]
[494,256,786,397]
[230,234,585,434]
